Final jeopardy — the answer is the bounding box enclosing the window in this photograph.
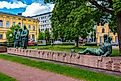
[41,29,44,31]
[33,26,35,31]
[18,22,21,27]
[28,25,31,30]
[116,36,118,43]
[102,28,105,33]
[0,34,3,39]
[111,36,113,44]
[48,15,51,17]
[0,20,3,27]
[100,36,103,43]
[18,18,21,20]
[32,34,35,41]
[12,22,16,26]
[6,21,10,28]
[47,28,49,30]
[28,35,30,39]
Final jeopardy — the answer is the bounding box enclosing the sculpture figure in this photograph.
[13,26,29,49]
[78,36,112,56]
[14,29,19,48]
[18,28,23,48]
[21,25,29,49]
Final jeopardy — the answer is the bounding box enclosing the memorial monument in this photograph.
[78,36,112,56]
[13,26,29,49]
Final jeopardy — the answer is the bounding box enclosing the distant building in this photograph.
[0,12,39,42]
[96,23,118,45]
[32,12,52,32]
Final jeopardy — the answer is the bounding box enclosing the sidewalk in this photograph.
[0,59,83,81]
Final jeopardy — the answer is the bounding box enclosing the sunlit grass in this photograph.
[0,72,17,81]
[0,54,121,81]
[28,45,119,56]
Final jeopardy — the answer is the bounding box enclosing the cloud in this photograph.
[0,1,27,9]
[22,3,54,16]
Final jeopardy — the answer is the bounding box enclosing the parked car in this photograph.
[53,41,62,44]
[28,39,36,46]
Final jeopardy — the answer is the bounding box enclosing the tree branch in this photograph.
[89,0,114,14]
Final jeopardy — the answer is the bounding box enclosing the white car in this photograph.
[53,41,62,44]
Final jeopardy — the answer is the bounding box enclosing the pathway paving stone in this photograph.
[0,59,83,81]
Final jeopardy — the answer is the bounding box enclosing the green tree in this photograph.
[38,32,45,40]
[6,25,20,43]
[45,0,121,55]
[47,1,95,47]
[45,29,50,42]
[65,5,94,47]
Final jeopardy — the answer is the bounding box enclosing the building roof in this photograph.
[0,12,38,21]
[32,12,52,17]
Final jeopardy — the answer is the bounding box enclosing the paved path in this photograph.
[0,59,83,81]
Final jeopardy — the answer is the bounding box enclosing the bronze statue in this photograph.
[18,28,23,48]
[14,29,19,48]
[13,26,29,49]
[21,25,29,49]
[78,36,112,56]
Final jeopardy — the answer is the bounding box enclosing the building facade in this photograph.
[0,12,39,42]
[32,12,52,32]
[96,23,118,45]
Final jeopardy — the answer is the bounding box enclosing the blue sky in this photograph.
[0,0,54,16]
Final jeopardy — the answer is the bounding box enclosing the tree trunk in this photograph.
[75,37,79,47]
[116,12,121,56]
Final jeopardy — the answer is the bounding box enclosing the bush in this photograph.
[0,42,7,46]
[85,43,97,46]
[62,42,74,45]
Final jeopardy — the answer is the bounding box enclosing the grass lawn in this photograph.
[0,54,121,81]
[0,72,16,81]
[28,45,120,56]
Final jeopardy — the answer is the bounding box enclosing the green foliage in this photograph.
[0,54,121,81]
[45,29,50,42]
[51,1,83,40]
[44,0,121,52]
[45,0,121,36]
[38,32,45,40]
[0,72,17,81]
[6,30,13,43]
[65,4,94,39]
[113,0,121,14]
[6,25,20,43]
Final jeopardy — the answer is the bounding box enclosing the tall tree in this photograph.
[38,32,45,40]
[45,29,50,42]
[65,4,94,47]
[45,0,121,55]
[51,1,82,41]
[50,0,94,47]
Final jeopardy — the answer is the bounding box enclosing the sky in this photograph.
[0,0,54,16]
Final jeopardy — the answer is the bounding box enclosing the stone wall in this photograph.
[7,48,121,72]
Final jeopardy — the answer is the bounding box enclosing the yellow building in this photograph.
[0,12,39,42]
[96,23,118,45]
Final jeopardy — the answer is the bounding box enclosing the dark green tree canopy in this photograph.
[45,29,50,42]
[44,0,121,51]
